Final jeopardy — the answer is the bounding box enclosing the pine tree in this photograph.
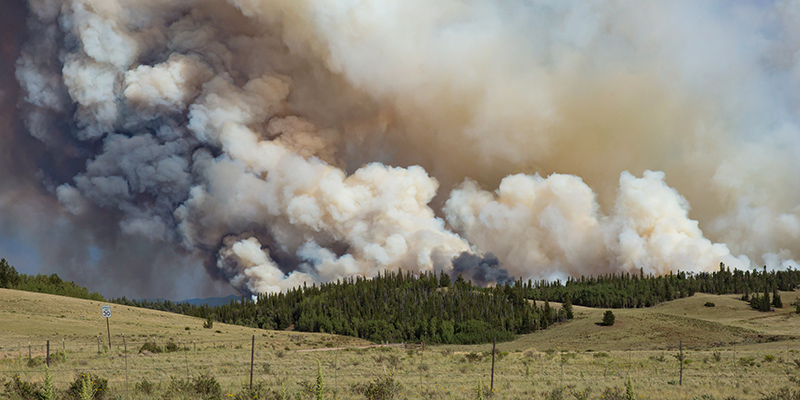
[761,288,771,312]
[761,266,771,311]
[602,310,615,326]
[563,296,574,320]
[772,288,783,309]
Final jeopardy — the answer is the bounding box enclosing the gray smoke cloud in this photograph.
[451,252,513,286]
[3,0,800,298]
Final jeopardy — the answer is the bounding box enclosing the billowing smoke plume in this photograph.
[4,0,800,297]
[452,252,512,286]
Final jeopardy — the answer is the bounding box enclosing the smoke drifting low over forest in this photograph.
[2,0,800,299]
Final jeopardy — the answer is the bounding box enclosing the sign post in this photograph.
[102,305,111,349]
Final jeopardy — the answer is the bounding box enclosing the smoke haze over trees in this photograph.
[2,1,800,298]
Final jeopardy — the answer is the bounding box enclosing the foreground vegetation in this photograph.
[5,345,800,400]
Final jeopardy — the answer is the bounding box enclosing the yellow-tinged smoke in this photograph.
[8,0,800,296]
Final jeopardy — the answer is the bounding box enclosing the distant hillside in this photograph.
[526,263,800,309]
[0,258,104,302]
[113,270,572,345]
[179,294,240,307]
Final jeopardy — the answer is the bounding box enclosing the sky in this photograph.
[1,0,800,300]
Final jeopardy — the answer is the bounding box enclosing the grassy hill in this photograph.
[1,288,799,399]
[0,288,369,351]
[494,291,800,353]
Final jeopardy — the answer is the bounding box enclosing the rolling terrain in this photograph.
[1,288,799,399]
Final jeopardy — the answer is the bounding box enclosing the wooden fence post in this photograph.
[679,340,683,386]
[250,335,255,390]
[490,337,496,393]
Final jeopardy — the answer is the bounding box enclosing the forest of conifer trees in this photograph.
[0,258,105,301]
[113,263,800,345]
[114,270,570,345]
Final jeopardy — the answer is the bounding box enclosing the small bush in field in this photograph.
[351,375,401,400]
[134,378,155,395]
[161,376,192,399]
[464,352,482,362]
[543,387,566,400]
[234,381,268,400]
[759,387,800,400]
[139,341,162,354]
[739,357,756,367]
[193,373,221,399]
[4,375,39,400]
[26,356,43,368]
[704,302,716,307]
[66,372,108,400]
[164,340,179,353]
[600,386,625,400]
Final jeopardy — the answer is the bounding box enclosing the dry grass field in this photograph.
[1,288,799,399]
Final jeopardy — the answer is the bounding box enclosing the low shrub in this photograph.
[164,340,179,353]
[758,387,800,400]
[193,373,221,399]
[464,352,483,362]
[739,357,756,367]
[3,375,39,400]
[161,376,193,399]
[26,356,43,368]
[351,375,401,400]
[66,372,108,400]
[234,381,268,400]
[704,302,716,307]
[601,386,625,400]
[139,341,162,354]
[134,378,155,395]
[543,387,565,400]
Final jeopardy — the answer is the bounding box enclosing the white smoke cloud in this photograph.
[8,0,800,296]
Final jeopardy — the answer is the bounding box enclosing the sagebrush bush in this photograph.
[138,341,162,354]
[134,378,155,395]
[3,375,39,400]
[193,373,221,399]
[164,340,179,353]
[351,374,401,400]
[66,373,107,400]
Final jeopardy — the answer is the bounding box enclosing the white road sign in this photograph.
[101,305,111,318]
